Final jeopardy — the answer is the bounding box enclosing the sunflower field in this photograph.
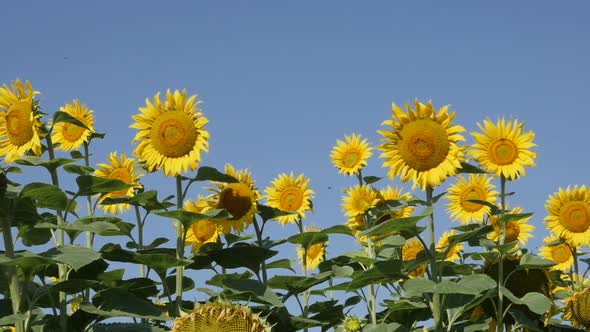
[1,79,590,332]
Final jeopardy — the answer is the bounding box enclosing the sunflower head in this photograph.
[545,185,590,247]
[487,206,534,246]
[563,287,590,329]
[330,133,373,176]
[402,238,427,278]
[184,197,221,253]
[446,174,498,224]
[374,185,414,223]
[436,230,463,262]
[342,185,379,220]
[469,117,536,180]
[264,172,314,225]
[538,235,574,272]
[0,79,44,163]
[378,100,466,190]
[296,225,326,271]
[130,89,209,177]
[95,151,142,214]
[342,316,363,332]
[52,100,95,151]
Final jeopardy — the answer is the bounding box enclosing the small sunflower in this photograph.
[0,79,43,163]
[375,185,415,222]
[172,300,272,332]
[436,230,463,262]
[342,316,363,332]
[469,117,536,180]
[488,206,534,246]
[538,235,574,272]
[52,99,95,151]
[446,174,498,224]
[95,152,142,214]
[296,225,326,271]
[130,89,209,177]
[402,238,427,278]
[563,287,590,329]
[545,185,590,247]
[207,163,259,234]
[184,197,221,253]
[378,100,466,190]
[342,185,379,219]
[264,172,314,225]
[330,133,373,175]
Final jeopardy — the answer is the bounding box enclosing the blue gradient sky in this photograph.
[3,0,590,325]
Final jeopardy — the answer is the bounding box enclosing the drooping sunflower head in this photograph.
[330,133,373,176]
[0,79,44,163]
[488,206,534,246]
[208,163,259,234]
[446,174,498,225]
[538,235,574,272]
[130,89,209,177]
[184,196,221,253]
[264,172,314,225]
[402,238,427,278]
[545,185,590,247]
[563,287,590,329]
[342,185,379,219]
[378,100,466,190]
[95,151,142,214]
[469,117,536,180]
[436,230,463,262]
[52,99,95,151]
[296,225,326,271]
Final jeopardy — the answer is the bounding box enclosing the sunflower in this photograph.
[95,151,142,214]
[402,238,427,278]
[378,100,465,190]
[469,117,536,180]
[545,185,590,247]
[0,79,43,163]
[52,99,95,151]
[538,235,574,272]
[264,172,314,225]
[184,197,221,253]
[375,185,415,222]
[342,185,379,219]
[563,287,590,329]
[172,300,272,332]
[130,89,209,177]
[436,230,463,262]
[446,174,497,224]
[330,133,373,176]
[296,225,326,271]
[488,206,534,246]
[207,163,259,234]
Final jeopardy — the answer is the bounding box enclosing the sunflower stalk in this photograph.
[82,141,96,302]
[296,218,311,332]
[496,175,507,332]
[357,171,377,325]
[134,204,146,278]
[252,216,268,284]
[1,201,25,332]
[175,175,185,316]
[426,186,443,332]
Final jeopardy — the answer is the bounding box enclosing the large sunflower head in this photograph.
[264,172,314,225]
[52,99,95,151]
[538,235,574,272]
[0,79,44,163]
[402,238,427,278]
[377,100,466,190]
[446,174,498,225]
[330,133,373,176]
[436,230,463,262]
[95,151,142,214]
[296,225,326,271]
[208,163,259,234]
[130,89,209,177]
[184,197,221,253]
[469,117,536,180]
[488,206,535,246]
[563,287,590,329]
[545,185,590,247]
[342,185,379,219]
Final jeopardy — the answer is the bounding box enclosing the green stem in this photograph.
[296,219,310,332]
[496,175,507,332]
[426,186,442,332]
[1,202,25,332]
[134,204,146,278]
[357,171,377,325]
[252,216,268,284]
[572,247,580,284]
[174,176,184,316]
[82,142,94,302]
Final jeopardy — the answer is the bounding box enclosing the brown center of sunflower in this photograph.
[279,187,303,212]
[108,168,132,196]
[488,138,518,166]
[192,219,217,242]
[150,111,198,158]
[306,243,323,260]
[560,201,590,233]
[6,100,34,146]
[62,122,85,142]
[343,150,360,168]
[399,119,450,171]
[551,243,571,264]
[460,186,487,212]
[217,183,253,220]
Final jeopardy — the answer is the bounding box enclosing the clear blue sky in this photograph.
[3,0,590,325]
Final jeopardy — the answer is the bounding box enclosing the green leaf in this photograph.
[0,313,27,326]
[287,231,328,248]
[165,275,195,294]
[20,182,69,210]
[76,175,131,195]
[322,224,354,236]
[266,259,295,272]
[332,265,354,278]
[359,207,433,238]
[15,156,78,173]
[43,245,101,271]
[221,278,284,307]
[501,288,552,315]
[363,176,383,184]
[53,110,90,130]
[500,212,533,223]
[85,288,168,320]
[89,323,167,332]
[458,162,487,174]
[63,164,94,175]
[268,272,332,295]
[404,274,496,296]
[18,223,52,246]
[347,259,404,291]
[127,237,169,250]
[209,244,277,274]
[363,323,408,332]
[257,204,293,222]
[53,279,99,294]
[518,253,556,269]
[134,253,191,275]
[194,166,238,183]
[156,208,232,229]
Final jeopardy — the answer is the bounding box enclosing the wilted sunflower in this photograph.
[538,235,573,272]
[446,174,497,224]
[130,89,209,177]
[342,185,379,219]
[402,238,427,278]
[545,185,590,247]
[330,133,373,175]
[563,287,590,329]
[52,99,95,151]
[469,117,536,180]
[0,79,43,163]
[378,100,465,190]
[296,225,326,271]
[264,172,314,225]
[208,163,259,234]
[172,300,272,332]
[95,152,142,214]
[436,230,463,262]
[184,197,221,253]
[488,206,534,246]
